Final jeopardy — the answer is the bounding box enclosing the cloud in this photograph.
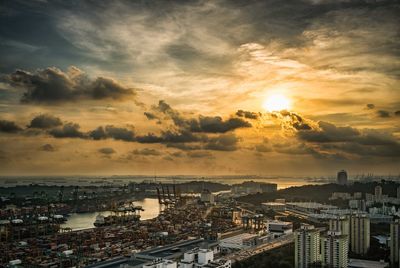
[395,111,400,116]
[294,118,400,158]
[6,66,135,103]
[236,110,260,119]
[376,110,390,118]
[144,112,159,120]
[297,121,359,143]
[0,119,23,133]
[190,116,251,133]
[255,144,272,153]
[187,151,214,159]
[366,103,375,109]
[89,125,135,142]
[40,144,56,152]
[28,114,62,129]
[279,111,312,131]
[48,122,85,138]
[98,147,116,155]
[132,148,161,156]
[153,100,252,133]
[103,125,135,142]
[204,133,239,151]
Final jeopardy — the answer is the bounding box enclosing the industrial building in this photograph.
[267,220,293,237]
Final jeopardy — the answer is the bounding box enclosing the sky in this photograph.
[0,0,399,176]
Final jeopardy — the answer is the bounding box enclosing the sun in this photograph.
[263,94,291,112]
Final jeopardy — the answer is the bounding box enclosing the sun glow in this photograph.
[263,94,291,112]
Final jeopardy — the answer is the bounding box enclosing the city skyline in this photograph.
[0,0,399,176]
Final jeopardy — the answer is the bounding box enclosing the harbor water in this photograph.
[61,198,160,230]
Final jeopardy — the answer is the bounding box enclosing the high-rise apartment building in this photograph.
[329,216,350,237]
[350,214,370,255]
[295,224,320,268]
[390,219,400,267]
[321,231,348,268]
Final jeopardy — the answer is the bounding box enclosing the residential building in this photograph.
[390,219,400,267]
[329,216,350,237]
[321,231,348,268]
[294,224,320,268]
[350,214,370,255]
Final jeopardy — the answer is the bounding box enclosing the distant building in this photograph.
[232,181,277,194]
[142,259,177,268]
[330,192,352,200]
[261,202,286,212]
[267,220,293,237]
[180,248,231,268]
[350,214,370,255]
[375,185,383,202]
[349,200,366,211]
[321,231,348,268]
[200,189,215,204]
[390,219,400,267]
[337,170,348,185]
[329,216,350,237]
[348,258,388,268]
[294,224,320,268]
[220,233,259,250]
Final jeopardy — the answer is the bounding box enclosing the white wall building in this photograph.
[179,248,231,268]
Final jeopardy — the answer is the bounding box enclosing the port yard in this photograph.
[0,200,237,267]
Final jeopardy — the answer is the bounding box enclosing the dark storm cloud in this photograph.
[0,119,23,133]
[236,110,260,119]
[40,144,56,152]
[153,100,252,133]
[376,110,390,118]
[132,148,161,156]
[98,147,116,155]
[28,114,62,129]
[6,67,135,103]
[48,123,85,138]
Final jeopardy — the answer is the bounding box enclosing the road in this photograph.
[226,234,294,263]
